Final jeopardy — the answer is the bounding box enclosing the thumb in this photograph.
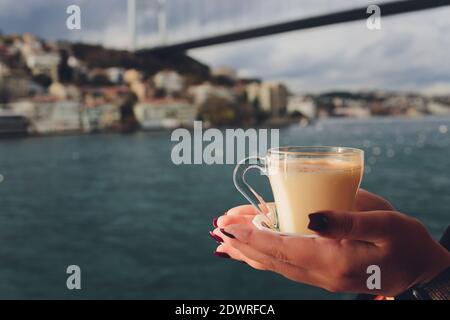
[308,210,400,242]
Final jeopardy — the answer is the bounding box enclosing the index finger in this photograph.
[226,205,258,216]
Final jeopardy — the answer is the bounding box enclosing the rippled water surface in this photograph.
[0,116,449,299]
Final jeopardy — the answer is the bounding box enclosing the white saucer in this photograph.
[252,203,319,238]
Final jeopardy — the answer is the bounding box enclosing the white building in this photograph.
[124,69,142,84]
[106,67,125,84]
[153,70,183,96]
[188,82,234,106]
[134,99,196,129]
[258,82,288,117]
[82,103,120,132]
[287,96,317,119]
[427,101,450,115]
[25,53,60,80]
[48,82,67,100]
[130,80,150,102]
[20,34,43,58]
[246,82,260,104]
[10,98,82,134]
[67,56,81,69]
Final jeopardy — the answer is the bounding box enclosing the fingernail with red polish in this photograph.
[209,231,223,244]
[220,228,235,239]
[212,217,218,228]
[308,212,330,232]
[214,251,230,259]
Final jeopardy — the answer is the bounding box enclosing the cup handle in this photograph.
[233,157,275,228]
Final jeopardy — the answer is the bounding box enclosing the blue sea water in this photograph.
[0,116,449,299]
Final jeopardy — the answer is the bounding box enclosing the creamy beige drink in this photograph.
[234,146,364,235]
[267,158,363,235]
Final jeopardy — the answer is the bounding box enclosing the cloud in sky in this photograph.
[0,0,129,47]
[0,0,449,93]
[189,6,450,94]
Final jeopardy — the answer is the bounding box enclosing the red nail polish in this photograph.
[212,217,218,228]
[213,251,230,259]
[220,228,235,239]
[308,212,330,232]
[209,231,223,243]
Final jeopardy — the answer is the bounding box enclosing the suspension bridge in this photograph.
[126,0,450,53]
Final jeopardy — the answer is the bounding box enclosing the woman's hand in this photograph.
[211,190,450,296]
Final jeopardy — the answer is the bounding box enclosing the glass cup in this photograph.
[233,146,364,235]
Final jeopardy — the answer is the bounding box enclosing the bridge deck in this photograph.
[138,0,450,54]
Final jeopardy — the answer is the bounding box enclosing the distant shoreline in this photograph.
[1,114,449,141]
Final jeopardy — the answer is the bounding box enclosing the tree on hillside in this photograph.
[119,91,139,133]
[33,74,52,88]
[58,49,74,83]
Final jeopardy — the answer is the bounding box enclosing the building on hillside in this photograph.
[188,82,234,106]
[153,70,184,97]
[257,81,288,117]
[48,82,67,100]
[287,96,317,119]
[134,99,196,130]
[106,67,125,84]
[82,103,121,132]
[334,105,371,118]
[246,82,261,104]
[48,82,82,101]
[21,34,61,81]
[25,53,61,80]
[130,80,152,102]
[124,69,142,84]
[10,96,82,134]
[212,66,237,81]
[427,101,450,115]
[83,86,130,106]
[1,75,32,100]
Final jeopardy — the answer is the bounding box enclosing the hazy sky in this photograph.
[0,0,449,94]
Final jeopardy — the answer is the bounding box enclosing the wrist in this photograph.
[396,243,450,300]
[421,242,450,284]
[419,267,450,300]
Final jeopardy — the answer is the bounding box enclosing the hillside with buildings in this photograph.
[0,33,449,137]
[0,33,296,136]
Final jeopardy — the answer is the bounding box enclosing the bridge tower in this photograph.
[128,0,137,51]
[128,0,167,51]
[158,0,167,46]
